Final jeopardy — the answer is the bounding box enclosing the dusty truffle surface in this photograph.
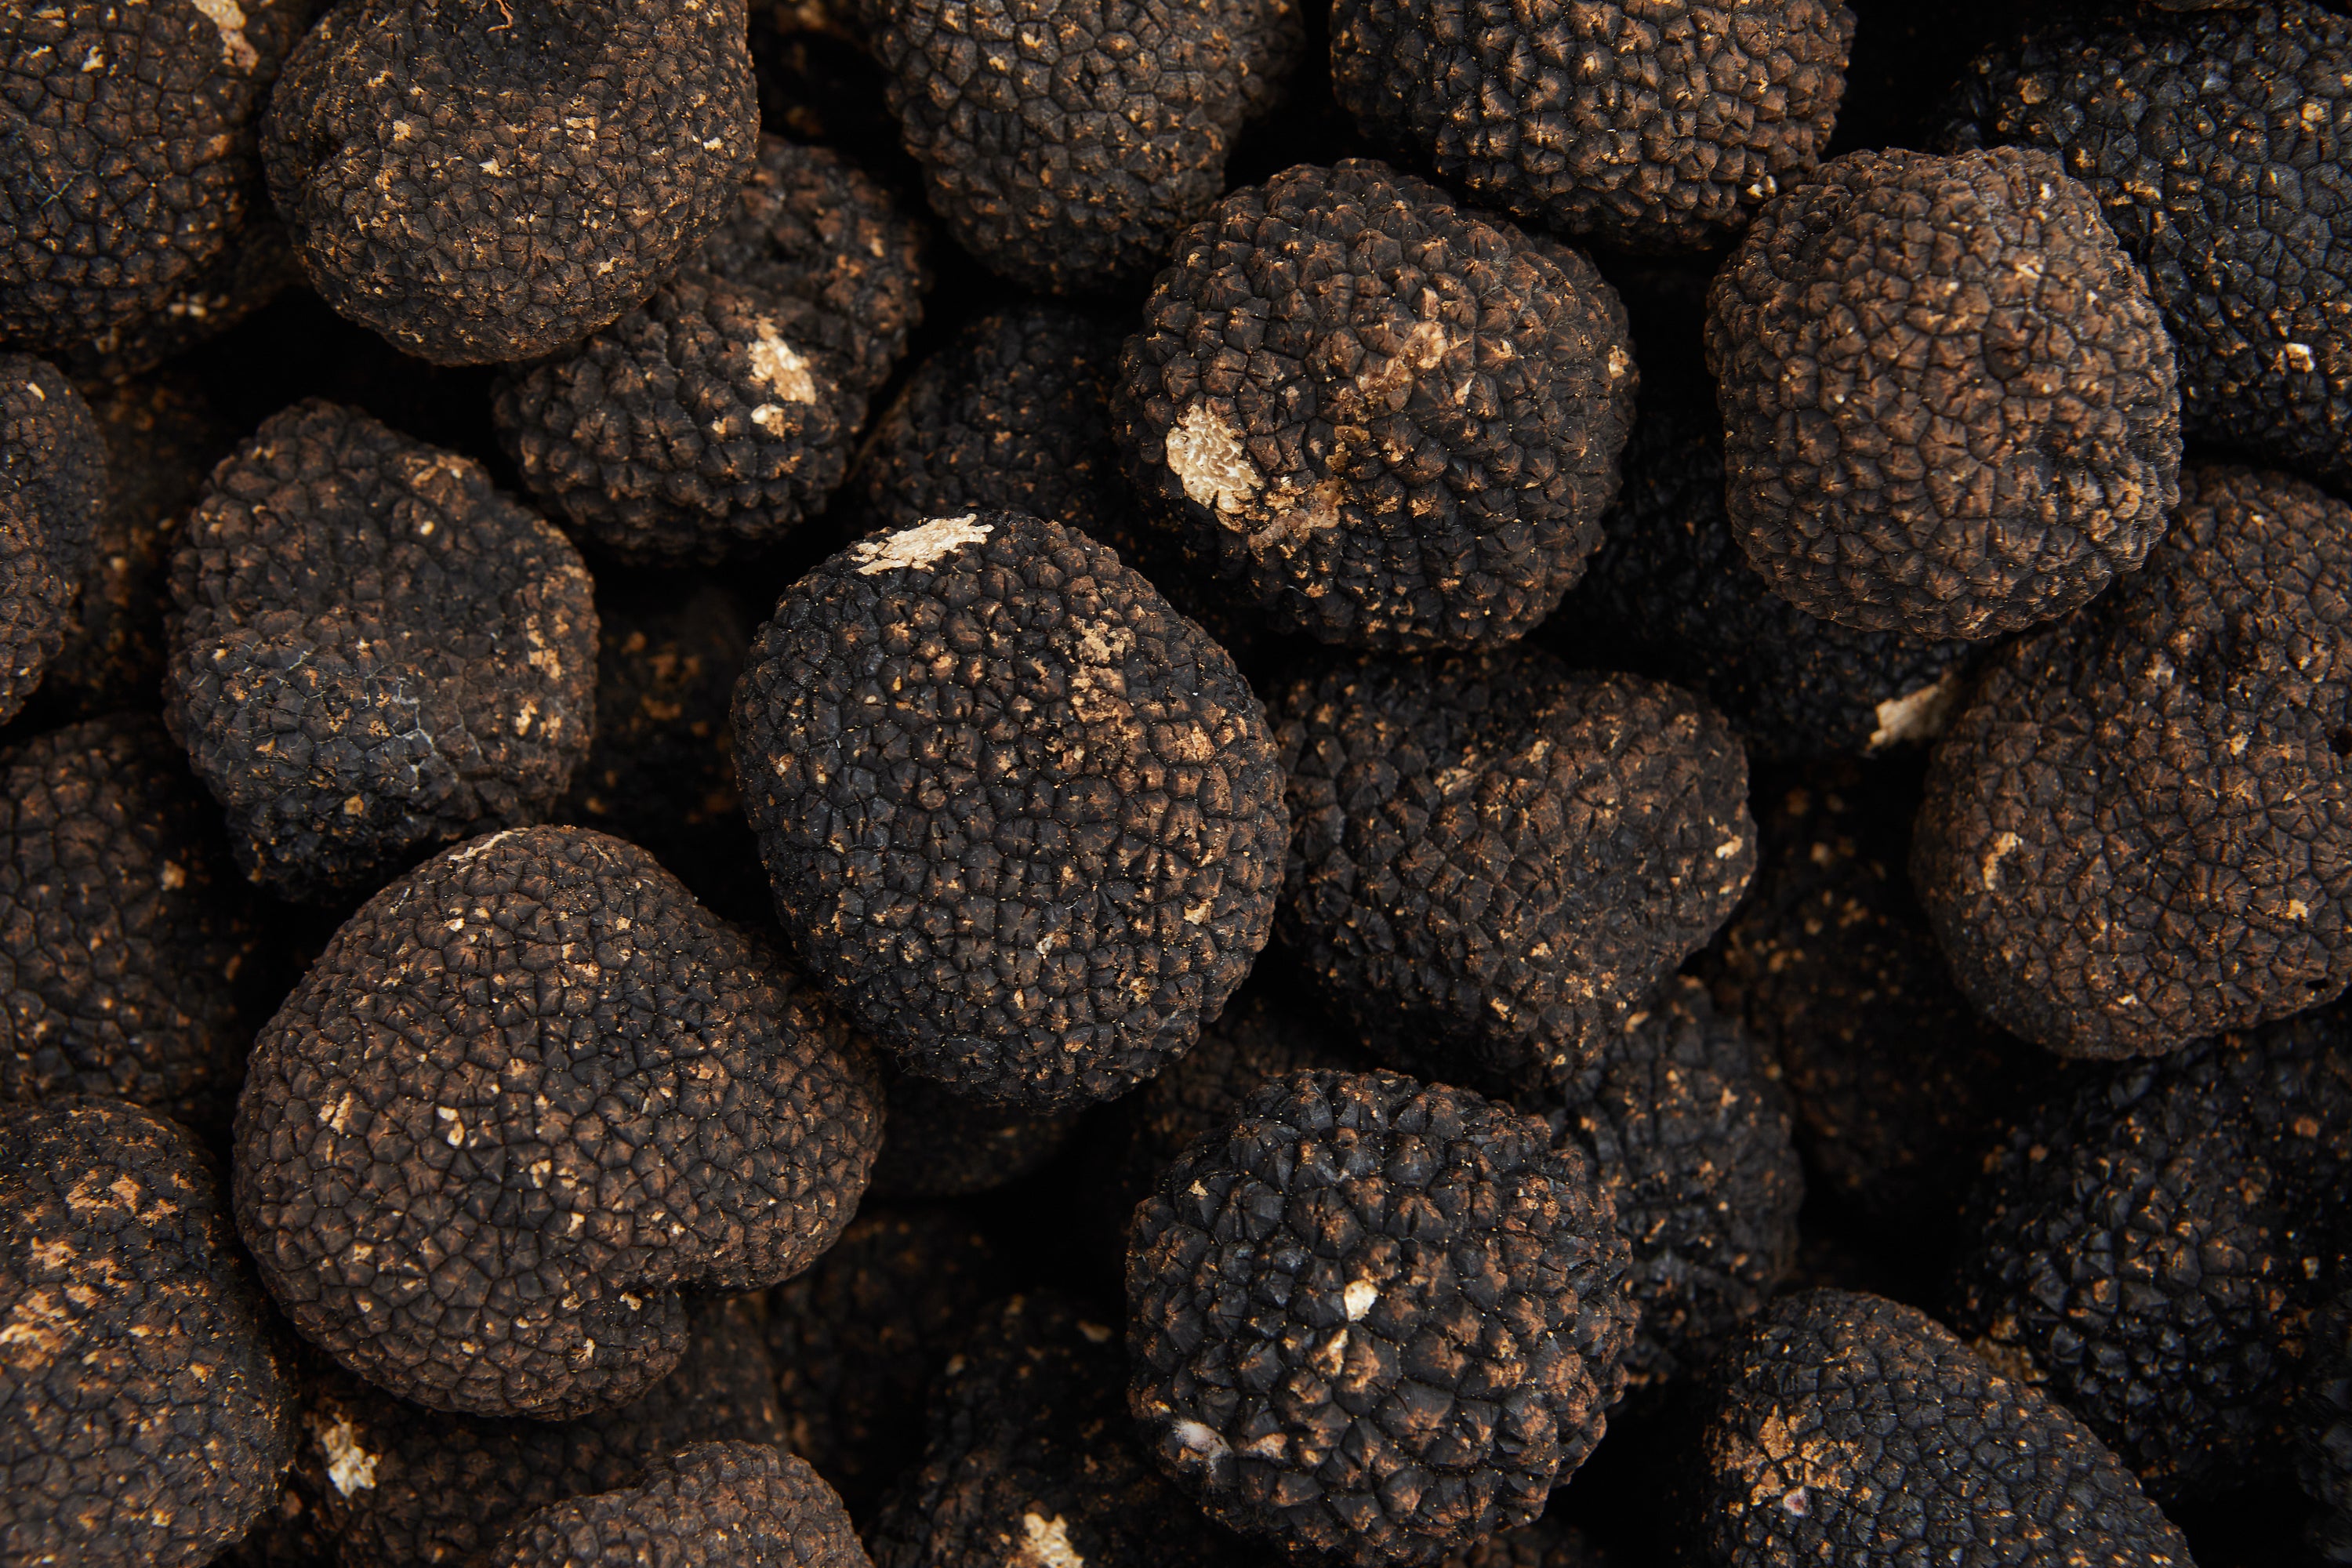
[1127,1069,1637,1566]
[1115,160,1636,652]
[232,824,884,1419]
[1,1098,293,1568]
[1912,463,2352,1058]
[732,510,1287,1110]
[1708,143,2180,641]
[0,354,105,724]
[164,400,597,902]
[485,1440,871,1568]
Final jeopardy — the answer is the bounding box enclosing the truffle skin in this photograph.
[164,400,598,902]
[232,824,885,1419]
[871,1291,1276,1568]
[1116,161,1638,652]
[1127,1069,1638,1566]
[0,354,105,724]
[485,1441,871,1568]
[1912,463,2352,1058]
[1272,646,1755,1094]
[866,1073,1084,1201]
[0,1098,293,1568]
[0,714,265,1129]
[260,0,757,364]
[732,510,1288,1111]
[1707,144,2181,641]
[1679,1290,2193,1567]
[1331,0,1856,252]
[0,0,312,354]
[1947,2,2352,486]
[866,0,1300,295]
[1947,1007,2352,1499]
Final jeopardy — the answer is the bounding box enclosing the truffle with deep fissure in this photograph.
[0,354,105,725]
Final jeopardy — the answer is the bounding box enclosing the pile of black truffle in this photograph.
[1,1,2346,1565]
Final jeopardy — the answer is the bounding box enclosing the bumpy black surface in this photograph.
[733,510,1287,1110]
[867,1073,1084,1200]
[1949,1005,2352,1499]
[765,1206,1011,1514]
[0,354,105,724]
[0,714,263,1129]
[1272,646,1755,1094]
[866,0,1299,294]
[2303,1289,2352,1565]
[1681,1290,2193,1566]
[261,0,757,363]
[0,0,312,354]
[1332,0,1855,251]
[871,1292,1276,1568]
[165,400,598,902]
[1947,2,2352,485]
[486,1441,871,1568]
[233,825,885,1418]
[1116,161,1637,651]
[1127,1069,1638,1566]
[1708,144,2180,641]
[1912,464,2352,1058]
[1,1098,292,1568]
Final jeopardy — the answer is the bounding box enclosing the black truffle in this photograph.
[261,0,758,363]
[232,823,884,1418]
[732,509,1287,1111]
[485,1440,870,1568]
[1271,645,1755,1094]
[1439,1512,1621,1568]
[1331,0,1857,252]
[1,1098,293,1568]
[1911,463,2352,1058]
[866,1073,1085,1201]
[1678,1289,2194,1566]
[165,400,598,902]
[1707,144,2181,641]
[1127,1069,1638,1566]
[0,353,105,724]
[1115,160,1637,652]
[866,0,1301,294]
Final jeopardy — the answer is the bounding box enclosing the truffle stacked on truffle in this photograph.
[0,354,104,724]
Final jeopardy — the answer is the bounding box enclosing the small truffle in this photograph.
[1708,144,2181,641]
[233,824,884,1418]
[866,1074,1085,1202]
[732,510,1287,1111]
[1127,1069,1638,1566]
[484,1441,871,1568]
[1116,160,1638,651]
[165,400,598,902]
[0,354,105,724]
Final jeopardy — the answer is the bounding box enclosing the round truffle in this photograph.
[164,399,598,903]
[731,509,1288,1111]
[1115,160,1638,651]
[260,0,758,363]
[1678,1290,2194,1566]
[1707,143,2181,641]
[866,1073,1085,1201]
[1,1098,293,1568]
[232,824,884,1419]
[1332,0,1857,252]
[1126,1069,1638,1566]
[0,354,105,724]
[1271,645,1755,1094]
[1911,463,2352,1058]
[484,1441,871,1568]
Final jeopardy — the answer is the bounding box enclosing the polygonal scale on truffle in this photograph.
[483,1441,872,1568]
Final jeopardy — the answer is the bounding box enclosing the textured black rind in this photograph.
[866,0,1301,294]
[1526,977,1802,1396]
[1946,2,2352,485]
[261,0,758,364]
[1679,1290,2193,1567]
[867,1073,1084,1201]
[1948,1007,2352,1499]
[164,400,597,903]
[0,354,105,724]
[0,0,313,354]
[1127,1069,1638,1566]
[46,216,302,385]
[2303,1289,2352,1565]
[871,1291,1278,1568]
[1912,464,2352,1058]
[0,1098,293,1568]
[1116,161,1637,652]
[1272,646,1755,1094]
[764,1205,1011,1513]
[732,510,1287,1111]
[1331,0,1856,252]
[1707,144,2180,641]
[486,1440,872,1568]
[0,714,264,1129]
[232,824,885,1419]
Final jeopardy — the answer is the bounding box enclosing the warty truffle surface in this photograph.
[0,354,105,724]
[484,1440,872,1568]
